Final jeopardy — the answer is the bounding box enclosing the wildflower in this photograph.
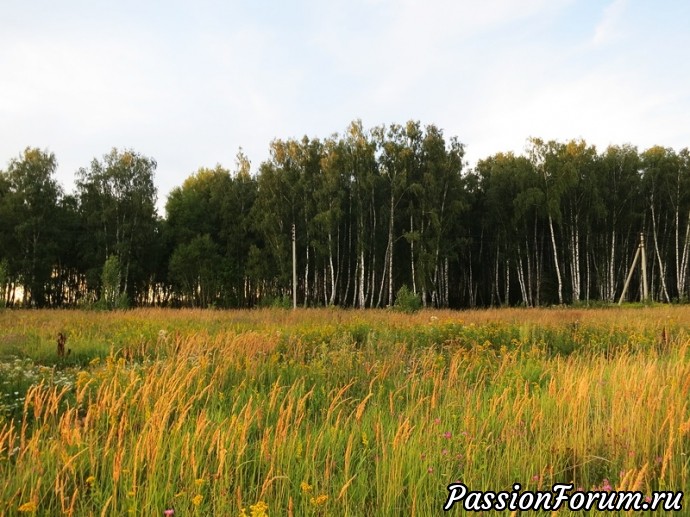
[249,500,268,517]
[127,490,136,497]
[434,418,441,425]
[238,508,249,517]
[86,475,96,485]
[532,475,540,482]
[194,478,204,487]
[361,432,369,447]
[300,481,313,493]
[441,449,448,456]
[164,510,175,516]
[192,494,203,507]
[443,431,452,439]
[18,502,37,513]
[427,467,434,473]
[76,371,90,388]
[310,494,328,507]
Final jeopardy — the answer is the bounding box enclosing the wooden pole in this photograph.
[292,223,297,309]
[618,243,641,305]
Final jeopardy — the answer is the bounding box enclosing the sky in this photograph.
[1,0,689,214]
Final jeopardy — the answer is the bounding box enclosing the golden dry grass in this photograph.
[0,306,688,515]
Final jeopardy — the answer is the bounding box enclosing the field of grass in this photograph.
[1,307,689,515]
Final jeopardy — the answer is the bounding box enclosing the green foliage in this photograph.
[0,259,7,306]
[98,255,128,310]
[4,124,690,308]
[169,235,221,308]
[258,294,292,309]
[393,285,422,313]
[2,148,62,306]
[76,148,158,304]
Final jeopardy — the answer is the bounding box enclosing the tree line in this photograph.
[1,120,689,308]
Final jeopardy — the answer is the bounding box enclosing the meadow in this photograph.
[0,307,689,516]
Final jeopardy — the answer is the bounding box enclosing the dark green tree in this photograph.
[77,148,158,303]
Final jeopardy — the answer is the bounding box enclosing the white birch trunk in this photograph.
[388,191,394,306]
[608,230,616,302]
[679,210,690,298]
[651,201,671,302]
[328,232,336,306]
[358,249,365,308]
[410,214,416,294]
[548,214,563,304]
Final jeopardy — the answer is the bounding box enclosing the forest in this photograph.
[1,120,689,309]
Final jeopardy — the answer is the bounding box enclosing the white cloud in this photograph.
[1,0,689,213]
[591,0,628,46]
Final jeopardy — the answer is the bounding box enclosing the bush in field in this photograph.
[97,255,128,310]
[259,294,292,309]
[393,285,421,313]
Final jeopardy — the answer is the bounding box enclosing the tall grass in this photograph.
[0,307,689,515]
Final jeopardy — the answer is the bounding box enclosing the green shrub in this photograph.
[259,294,292,309]
[393,285,422,313]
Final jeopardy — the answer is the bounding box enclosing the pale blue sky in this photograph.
[2,0,689,213]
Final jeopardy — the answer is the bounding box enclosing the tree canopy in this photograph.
[2,123,690,308]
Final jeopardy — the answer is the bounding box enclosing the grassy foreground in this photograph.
[0,307,689,515]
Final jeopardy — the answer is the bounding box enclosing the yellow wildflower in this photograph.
[85,475,96,485]
[249,500,268,517]
[300,481,312,493]
[18,502,37,513]
[76,370,90,388]
[192,494,203,507]
[194,478,205,487]
[310,494,328,507]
